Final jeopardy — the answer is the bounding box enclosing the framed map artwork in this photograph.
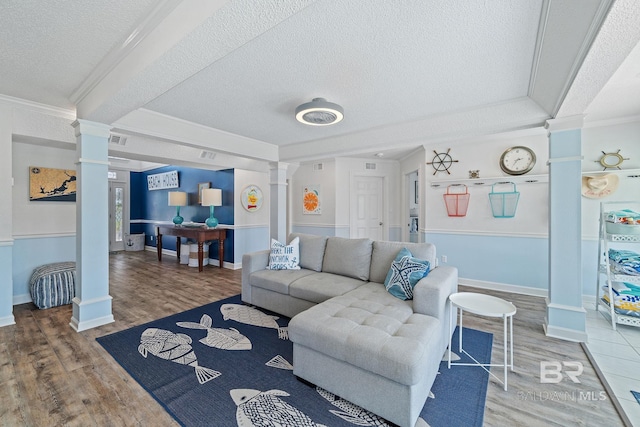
[29,166,77,202]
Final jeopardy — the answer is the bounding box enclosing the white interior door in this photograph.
[351,176,384,240]
[109,182,125,252]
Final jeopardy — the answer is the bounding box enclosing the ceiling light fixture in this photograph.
[295,98,344,126]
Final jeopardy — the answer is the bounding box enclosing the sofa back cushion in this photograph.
[288,233,328,272]
[322,237,373,280]
[369,241,436,284]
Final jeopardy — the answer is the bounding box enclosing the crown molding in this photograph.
[0,94,75,120]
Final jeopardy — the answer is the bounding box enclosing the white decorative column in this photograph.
[0,105,15,327]
[70,120,114,332]
[270,162,289,243]
[544,116,587,342]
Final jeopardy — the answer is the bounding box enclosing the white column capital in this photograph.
[71,119,112,138]
[545,115,585,133]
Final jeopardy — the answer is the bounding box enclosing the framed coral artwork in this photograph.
[303,185,321,214]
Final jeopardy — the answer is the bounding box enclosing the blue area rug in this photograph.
[97,295,492,427]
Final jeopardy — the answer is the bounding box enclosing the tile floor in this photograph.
[585,301,640,426]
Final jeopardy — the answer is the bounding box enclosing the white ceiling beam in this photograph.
[528,0,614,116]
[558,0,640,118]
[279,98,550,163]
[112,109,278,162]
[74,0,229,123]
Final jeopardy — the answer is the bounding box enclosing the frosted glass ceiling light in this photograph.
[295,98,344,126]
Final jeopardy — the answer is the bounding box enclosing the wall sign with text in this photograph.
[147,170,179,190]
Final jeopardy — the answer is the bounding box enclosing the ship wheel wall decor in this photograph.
[596,149,629,170]
[427,148,459,175]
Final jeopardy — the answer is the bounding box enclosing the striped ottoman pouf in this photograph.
[29,262,76,309]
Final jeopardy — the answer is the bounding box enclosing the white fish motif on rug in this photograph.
[138,328,221,384]
[265,355,293,370]
[316,388,431,427]
[177,314,252,350]
[230,388,327,427]
[316,387,390,426]
[221,304,288,339]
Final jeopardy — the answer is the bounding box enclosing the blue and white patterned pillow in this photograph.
[267,237,301,270]
[383,247,430,300]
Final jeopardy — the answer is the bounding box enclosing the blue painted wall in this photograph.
[0,244,14,323]
[426,233,549,291]
[12,236,76,302]
[130,166,235,263]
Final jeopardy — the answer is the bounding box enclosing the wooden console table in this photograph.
[156,226,226,272]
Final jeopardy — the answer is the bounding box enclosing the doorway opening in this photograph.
[407,171,419,242]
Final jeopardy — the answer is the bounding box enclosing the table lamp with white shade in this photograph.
[168,191,187,225]
[201,188,222,227]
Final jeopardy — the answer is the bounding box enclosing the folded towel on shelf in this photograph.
[609,261,640,276]
[606,209,640,223]
[608,281,640,297]
[602,294,640,314]
[603,286,640,302]
[608,249,640,263]
[608,249,640,276]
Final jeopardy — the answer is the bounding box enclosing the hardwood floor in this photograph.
[0,251,625,426]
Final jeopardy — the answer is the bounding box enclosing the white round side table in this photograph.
[448,292,517,391]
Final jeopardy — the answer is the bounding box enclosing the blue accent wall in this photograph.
[130,166,235,263]
[12,236,76,302]
[426,233,549,290]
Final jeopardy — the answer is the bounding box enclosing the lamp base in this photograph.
[173,215,184,225]
[205,216,218,228]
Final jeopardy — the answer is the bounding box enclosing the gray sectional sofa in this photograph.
[241,233,458,427]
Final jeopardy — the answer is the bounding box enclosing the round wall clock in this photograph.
[499,146,536,175]
[596,150,629,170]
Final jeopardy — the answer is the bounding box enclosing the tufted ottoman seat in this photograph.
[289,282,445,427]
[29,262,76,309]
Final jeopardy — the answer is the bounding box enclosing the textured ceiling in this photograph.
[145,0,542,145]
[0,0,158,109]
[1,0,638,165]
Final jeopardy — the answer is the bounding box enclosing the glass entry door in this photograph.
[109,182,125,252]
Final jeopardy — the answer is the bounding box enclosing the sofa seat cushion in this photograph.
[289,272,365,304]
[249,268,316,295]
[289,282,440,385]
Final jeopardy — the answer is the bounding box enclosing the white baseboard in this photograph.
[0,315,16,327]
[458,278,548,298]
[460,278,598,306]
[144,246,239,269]
[13,293,32,305]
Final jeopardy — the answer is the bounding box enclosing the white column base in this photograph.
[0,315,16,327]
[69,295,114,332]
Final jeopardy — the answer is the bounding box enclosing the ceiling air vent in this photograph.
[200,150,216,160]
[313,163,324,171]
[109,134,127,145]
[365,162,377,170]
